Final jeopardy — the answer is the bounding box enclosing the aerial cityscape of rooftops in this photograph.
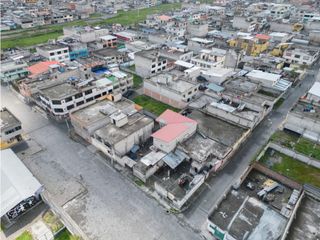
[0,0,320,239]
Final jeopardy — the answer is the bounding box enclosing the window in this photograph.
[294,54,301,59]
[57,51,62,54]
[151,70,155,74]
[15,126,22,131]
[54,108,63,113]
[76,101,84,106]
[50,52,54,56]
[52,100,61,105]
[152,64,156,68]
[303,56,310,60]
[64,50,68,53]
[158,62,161,66]
[67,105,74,110]
[75,93,83,99]
[102,91,107,96]
[85,89,92,95]
[65,96,73,102]
[94,94,101,99]
[86,97,94,102]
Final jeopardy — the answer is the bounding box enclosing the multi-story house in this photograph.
[36,44,70,62]
[0,108,23,149]
[283,47,320,66]
[191,48,227,69]
[0,60,28,83]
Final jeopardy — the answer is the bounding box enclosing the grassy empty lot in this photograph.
[133,95,179,116]
[133,74,143,88]
[16,231,33,240]
[1,3,181,49]
[260,151,320,188]
[55,229,80,240]
[270,130,320,160]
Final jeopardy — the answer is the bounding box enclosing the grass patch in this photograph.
[270,130,320,160]
[43,210,64,234]
[134,178,145,187]
[1,32,61,49]
[16,231,33,240]
[1,3,180,49]
[273,97,285,109]
[262,151,320,188]
[54,229,80,240]
[133,74,143,88]
[133,95,180,116]
[128,65,136,71]
[94,3,181,26]
[89,13,103,18]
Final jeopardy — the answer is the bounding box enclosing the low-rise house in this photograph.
[99,35,117,48]
[143,71,199,109]
[246,70,292,92]
[187,37,214,54]
[283,82,320,142]
[151,110,198,153]
[63,26,109,43]
[93,48,127,66]
[36,44,70,62]
[91,109,154,166]
[134,49,168,78]
[26,61,60,79]
[283,47,320,66]
[0,108,23,149]
[191,48,227,69]
[187,21,208,37]
[0,60,28,83]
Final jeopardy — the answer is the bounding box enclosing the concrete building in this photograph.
[283,47,320,66]
[134,50,168,78]
[187,37,214,54]
[91,111,154,166]
[143,71,199,109]
[246,70,292,91]
[201,67,234,85]
[36,44,70,62]
[187,21,208,37]
[63,26,109,43]
[191,48,227,69]
[99,35,117,48]
[70,97,136,142]
[151,110,197,153]
[93,48,127,66]
[207,163,301,240]
[283,82,320,142]
[0,108,23,149]
[39,79,114,119]
[0,149,43,227]
[0,60,28,83]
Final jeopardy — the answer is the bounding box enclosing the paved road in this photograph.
[182,63,320,231]
[1,86,201,240]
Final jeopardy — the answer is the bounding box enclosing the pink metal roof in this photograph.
[158,15,172,21]
[255,34,271,40]
[27,61,60,78]
[156,110,197,125]
[151,123,189,143]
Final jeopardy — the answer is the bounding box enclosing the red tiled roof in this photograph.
[255,34,271,40]
[152,110,197,142]
[156,109,197,125]
[27,61,60,77]
[151,123,189,143]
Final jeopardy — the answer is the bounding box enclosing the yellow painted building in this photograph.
[228,34,270,57]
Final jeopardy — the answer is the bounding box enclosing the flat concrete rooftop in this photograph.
[95,112,153,145]
[291,101,320,121]
[209,169,293,240]
[287,195,320,240]
[187,109,247,147]
[40,82,79,100]
[71,98,134,125]
[0,108,20,130]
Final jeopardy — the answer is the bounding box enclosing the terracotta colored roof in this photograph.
[156,109,197,125]
[158,15,171,21]
[27,61,60,77]
[152,110,197,142]
[255,34,271,40]
[151,123,189,143]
